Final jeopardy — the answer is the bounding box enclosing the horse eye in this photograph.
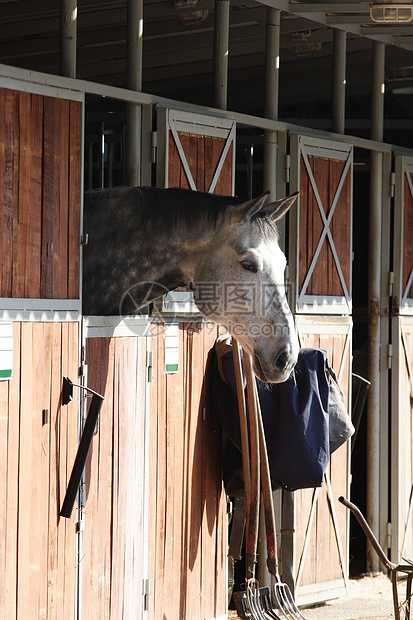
[241,260,258,273]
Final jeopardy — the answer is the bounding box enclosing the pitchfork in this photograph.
[245,353,307,620]
[232,340,307,620]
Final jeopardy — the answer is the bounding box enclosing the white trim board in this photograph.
[0,298,81,322]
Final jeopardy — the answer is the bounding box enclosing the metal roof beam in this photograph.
[288,2,371,12]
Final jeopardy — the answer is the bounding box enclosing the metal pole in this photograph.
[332,29,346,135]
[367,40,385,574]
[213,0,230,110]
[126,0,143,186]
[263,7,280,201]
[59,0,77,78]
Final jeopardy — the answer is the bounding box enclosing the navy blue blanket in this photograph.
[210,339,330,493]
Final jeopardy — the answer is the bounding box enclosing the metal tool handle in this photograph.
[244,350,261,580]
[232,339,251,515]
[253,375,280,579]
[338,496,396,571]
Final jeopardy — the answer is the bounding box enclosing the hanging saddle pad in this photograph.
[210,336,353,494]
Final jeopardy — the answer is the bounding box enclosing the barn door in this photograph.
[390,155,413,565]
[285,135,353,605]
[147,108,235,620]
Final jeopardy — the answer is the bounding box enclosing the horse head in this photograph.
[193,192,299,383]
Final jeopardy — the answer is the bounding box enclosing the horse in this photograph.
[82,186,299,383]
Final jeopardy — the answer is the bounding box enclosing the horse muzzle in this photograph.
[253,345,297,383]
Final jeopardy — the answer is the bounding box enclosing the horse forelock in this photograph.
[251,213,280,242]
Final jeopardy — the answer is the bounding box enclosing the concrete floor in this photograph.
[229,573,404,620]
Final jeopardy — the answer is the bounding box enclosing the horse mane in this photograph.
[85,186,279,238]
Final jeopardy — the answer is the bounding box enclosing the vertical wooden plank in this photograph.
[26,94,43,298]
[17,322,34,619]
[42,96,56,299]
[212,137,230,196]
[3,89,17,297]
[40,322,53,619]
[123,337,144,617]
[58,99,70,299]
[186,133,197,191]
[109,339,124,619]
[58,322,77,619]
[81,338,99,620]
[5,322,21,619]
[178,132,191,189]
[154,327,167,619]
[0,88,5,298]
[0,373,9,616]
[11,92,20,302]
[168,130,182,189]
[68,101,81,299]
[148,326,160,616]
[47,322,62,619]
[13,91,31,298]
[28,323,46,617]
[197,135,206,192]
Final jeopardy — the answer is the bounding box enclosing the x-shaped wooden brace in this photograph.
[298,145,352,306]
[169,118,236,193]
[402,170,413,303]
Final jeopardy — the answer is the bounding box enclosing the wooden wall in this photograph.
[0,321,78,619]
[147,322,227,620]
[0,88,81,299]
[0,87,81,620]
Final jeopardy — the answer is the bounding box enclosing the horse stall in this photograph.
[0,83,82,617]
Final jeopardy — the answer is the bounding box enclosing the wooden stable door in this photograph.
[81,330,149,620]
[286,135,353,606]
[390,155,413,565]
[147,108,235,620]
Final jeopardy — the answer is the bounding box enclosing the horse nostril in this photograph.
[274,348,292,373]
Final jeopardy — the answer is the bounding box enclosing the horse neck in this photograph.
[146,220,217,285]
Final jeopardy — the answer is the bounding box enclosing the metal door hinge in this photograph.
[388,271,394,298]
[78,480,86,511]
[151,131,157,164]
[147,350,154,383]
[76,519,85,534]
[390,172,396,198]
[387,344,393,370]
[285,154,291,184]
[143,578,150,611]
[387,522,392,549]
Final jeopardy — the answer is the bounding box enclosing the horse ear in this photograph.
[230,193,270,222]
[261,192,299,221]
